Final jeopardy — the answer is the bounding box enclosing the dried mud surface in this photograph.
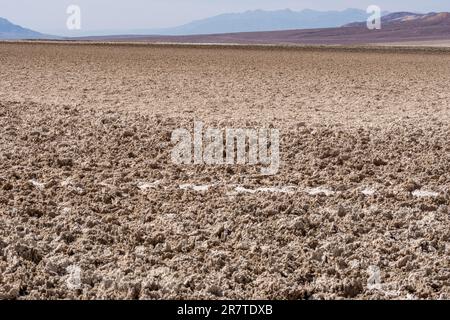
[0,42,449,300]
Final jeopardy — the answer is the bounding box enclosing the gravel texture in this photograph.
[0,42,449,300]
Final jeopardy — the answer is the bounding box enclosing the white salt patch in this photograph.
[179,184,210,192]
[367,265,382,290]
[137,180,161,191]
[61,178,72,187]
[232,186,296,194]
[418,212,435,226]
[234,186,256,194]
[349,260,360,269]
[66,265,82,290]
[134,246,146,257]
[61,178,84,194]
[61,207,72,214]
[362,187,376,196]
[445,243,450,255]
[164,213,177,220]
[29,179,45,191]
[306,187,335,196]
[412,190,439,198]
[382,289,401,298]
[99,181,114,188]
[257,186,296,194]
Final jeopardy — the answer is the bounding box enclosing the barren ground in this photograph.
[0,42,449,300]
[379,40,450,47]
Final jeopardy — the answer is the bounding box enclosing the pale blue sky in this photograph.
[1,0,450,35]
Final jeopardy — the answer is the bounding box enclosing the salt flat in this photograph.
[0,42,449,299]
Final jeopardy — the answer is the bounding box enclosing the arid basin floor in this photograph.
[0,42,449,299]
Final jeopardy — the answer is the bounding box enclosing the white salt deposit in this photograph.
[232,186,296,194]
[362,187,376,196]
[61,178,84,194]
[66,265,82,290]
[137,180,161,191]
[61,207,72,214]
[29,179,45,191]
[233,186,256,194]
[412,190,439,198]
[179,184,210,192]
[367,265,382,290]
[257,186,296,194]
[305,187,335,196]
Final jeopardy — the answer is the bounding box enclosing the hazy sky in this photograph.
[2,0,450,35]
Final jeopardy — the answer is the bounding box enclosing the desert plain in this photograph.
[0,42,449,299]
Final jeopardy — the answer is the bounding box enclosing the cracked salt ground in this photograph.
[175,184,444,199]
[229,185,336,196]
[177,184,318,195]
[2,45,450,300]
[144,183,384,198]
[176,184,335,195]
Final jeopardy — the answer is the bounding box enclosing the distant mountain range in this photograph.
[2,10,450,45]
[83,12,450,45]
[137,8,376,35]
[0,17,56,39]
[0,8,384,39]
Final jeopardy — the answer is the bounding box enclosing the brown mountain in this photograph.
[77,12,450,45]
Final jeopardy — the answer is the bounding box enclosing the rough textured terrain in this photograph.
[0,42,449,300]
